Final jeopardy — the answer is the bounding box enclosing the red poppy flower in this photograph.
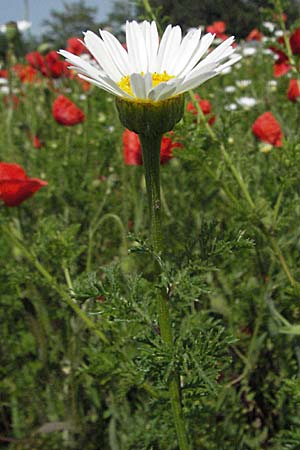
[26,51,45,71]
[287,79,300,102]
[206,21,228,41]
[160,133,183,164]
[271,28,300,77]
[186,94,216,125]
[290,28,300,55]
[246,29,263,42]
[252,112,283,147]
[66,37,86,55]
[0,69,8,79]
[273,57,291,77]
[42,51,67,78]
[13,64,39,83]
[52,95,85,126]
[122,129,183,165]
[123,129,143,165]
[0,162,48,207]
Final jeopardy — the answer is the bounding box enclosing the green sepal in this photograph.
[116,95,185,136]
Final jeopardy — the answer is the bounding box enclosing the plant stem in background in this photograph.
[139,133,190,450]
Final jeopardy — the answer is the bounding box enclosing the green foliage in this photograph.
[134,0,300,37]
[42,0,100,48]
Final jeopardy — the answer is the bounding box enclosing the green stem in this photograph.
[2,226,108,344]
[139,133,163,252]
[139,133,190,450]
[220,145,255,210]
[87,213,128,270]
[274,0,298,74]
[142,0,162,33]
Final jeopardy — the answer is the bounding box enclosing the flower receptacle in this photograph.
[116,95,185,136]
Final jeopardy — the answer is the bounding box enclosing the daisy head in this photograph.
[59,20,240,104]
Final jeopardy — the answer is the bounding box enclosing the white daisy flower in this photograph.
[224,85,236,93]
[59,20,240,103]
[224,103,237,111]
[242,46,257,57]
[236,96,257,108]
[236,79,252,88]
[263,21,276,33]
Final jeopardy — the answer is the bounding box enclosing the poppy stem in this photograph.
[139,133,190,450]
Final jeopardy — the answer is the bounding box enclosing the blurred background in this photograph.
[0,0,300,56]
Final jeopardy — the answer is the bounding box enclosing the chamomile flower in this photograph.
[59,20,240,103]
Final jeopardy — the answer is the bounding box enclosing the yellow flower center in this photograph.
[118,71,175,96]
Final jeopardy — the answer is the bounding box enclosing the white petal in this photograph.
[78,74,133,98]
[155,24,172,72]
[130,73,147,98]
[176,33,215,77]
[126,20,148,73]
[59,49,103,79]
[148,79,178,101]
[159,25,182,73]
[84,31,122,82]
[202,36,235,64]
[167,28,201,75]
[141,21,159,73]
[99,29,131,75]
[144,72,153,96]
[216,54,242,73]
[174,70,217,95]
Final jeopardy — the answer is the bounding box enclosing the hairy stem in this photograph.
[139,133,190,450]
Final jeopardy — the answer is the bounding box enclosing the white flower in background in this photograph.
[236,96,257,108]
[224,85,236,93]
[263,22,276,33]
[242,46,257,57]
[0,85,10,95]
[259,143,273,153]
[267,80,277,92]
[59,20,240,102]
[16,20,31,32]
[267,80,277,87]
[274,30,284,37]
[0,20,31,33]
[224,103,237,111]
[236,79,252,88]
[262,48,274,56]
